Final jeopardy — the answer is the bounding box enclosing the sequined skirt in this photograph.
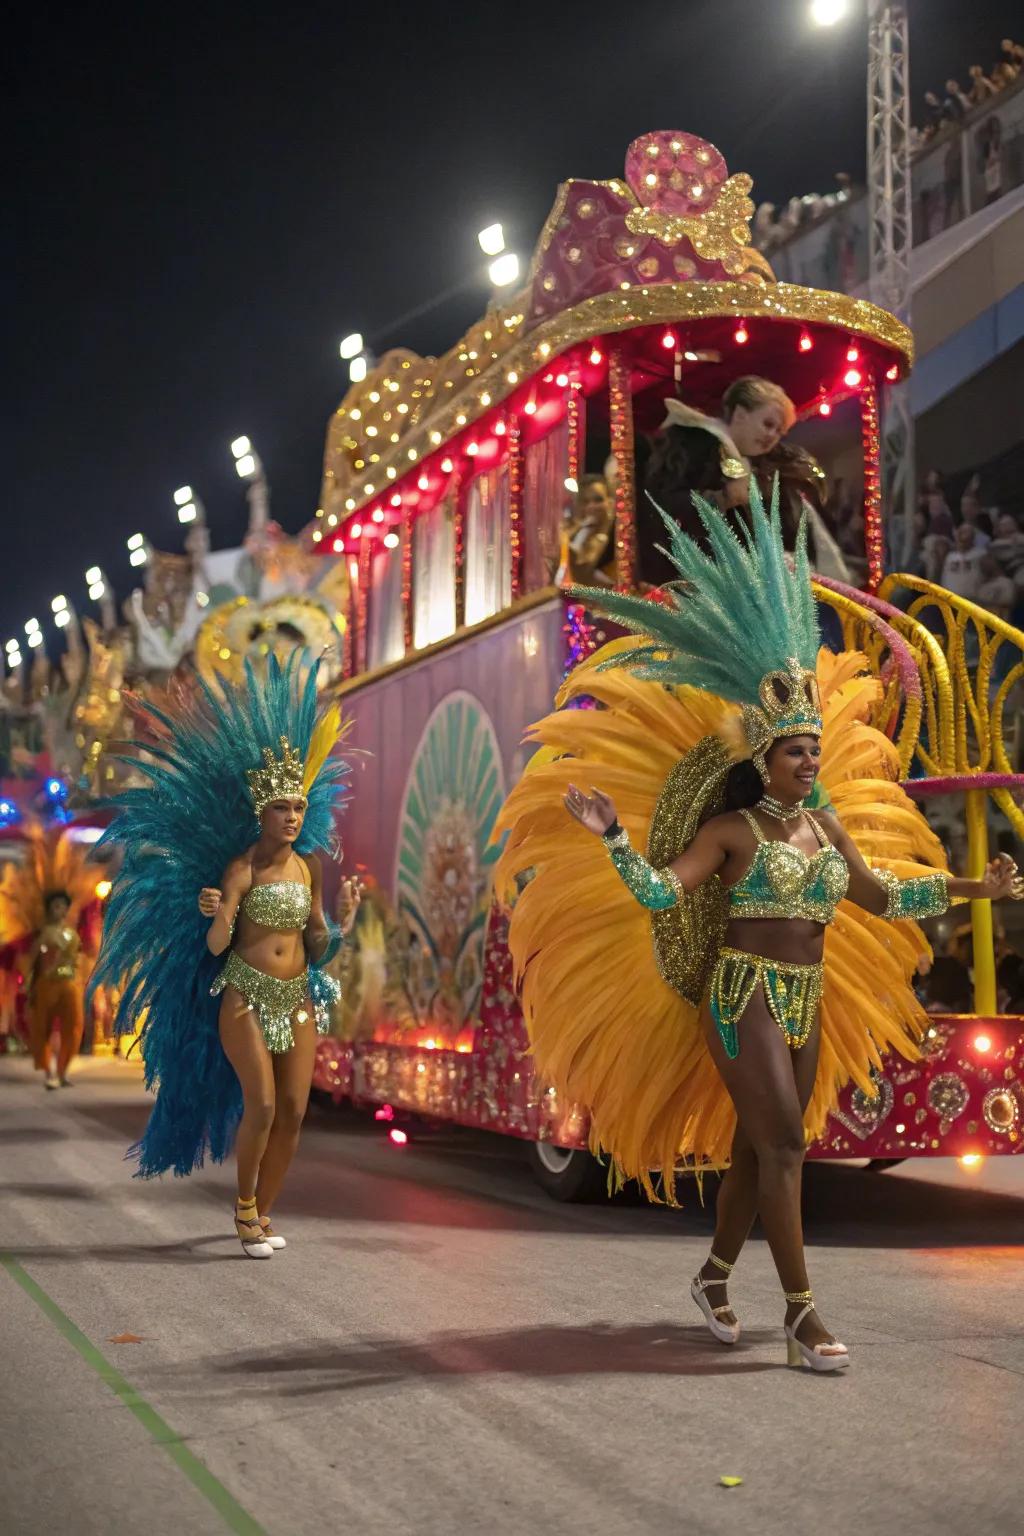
[707,947,823,1060]
[211,950,338,1054]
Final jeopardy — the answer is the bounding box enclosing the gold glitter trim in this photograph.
[321,282,912,522]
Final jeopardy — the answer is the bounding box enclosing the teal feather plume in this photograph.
[89,651,350,1178]
[568,477,819,703]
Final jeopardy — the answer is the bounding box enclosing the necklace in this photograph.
[756,794,805,823]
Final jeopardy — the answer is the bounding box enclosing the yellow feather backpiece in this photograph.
[493,644,947,1204]
[0,820,98,945]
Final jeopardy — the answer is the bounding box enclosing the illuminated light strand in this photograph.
[566,377,583,483]
[453,464,466,630]
[860,374,883,593]
[507,413,524,600]
[401,503,415,654]
[608,343,636,588]
[357,531,371,673]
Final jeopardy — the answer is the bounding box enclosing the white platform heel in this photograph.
[784,1290,849,1371]
[259,1216,286,1250]
[690,1253,740,1345]
[234,1197,274,1259]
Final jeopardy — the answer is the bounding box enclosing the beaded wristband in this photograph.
[875,868,950,922]
[601,825,680,911]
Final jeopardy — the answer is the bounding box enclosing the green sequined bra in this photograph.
[727,809,848,925]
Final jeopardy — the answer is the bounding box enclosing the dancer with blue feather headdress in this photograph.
[91,651,358,1258]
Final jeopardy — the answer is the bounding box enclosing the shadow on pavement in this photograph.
[206,1320,778,1394]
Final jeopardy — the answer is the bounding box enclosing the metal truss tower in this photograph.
[867,1,915,562]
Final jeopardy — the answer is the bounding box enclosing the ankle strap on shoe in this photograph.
[708,1252,734,1275]
[784,1288,813,1305]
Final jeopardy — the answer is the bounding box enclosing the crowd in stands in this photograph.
[752,38,1023,254]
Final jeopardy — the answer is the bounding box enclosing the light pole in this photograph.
[810,0,914,562]
[231,436,271,538]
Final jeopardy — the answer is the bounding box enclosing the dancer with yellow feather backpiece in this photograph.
[495,484,1021,1371]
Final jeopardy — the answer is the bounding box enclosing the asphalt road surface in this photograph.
[1,1054,1021,1536]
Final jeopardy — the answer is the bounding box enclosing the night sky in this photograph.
[7,0,1021,643]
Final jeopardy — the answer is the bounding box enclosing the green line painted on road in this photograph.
[0,1253,266,1536]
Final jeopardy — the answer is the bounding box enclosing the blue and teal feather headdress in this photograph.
[572,478,822,772]
[89,651,350,1178]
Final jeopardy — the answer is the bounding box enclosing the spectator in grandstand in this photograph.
[968,64,998,104]
[942,523,986,599]
[960,475,993,542]
[990,512,1024,576]
[977,552,1015,621]
[920,470,955,537]
[925,955,972,1014]
[944,80,971,120]
[1000,39,1023,75]
[924,533,952,586]
[979,116,1005,204]
[992,59,1019,90]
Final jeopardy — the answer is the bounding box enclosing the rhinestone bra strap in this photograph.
[737,807,765,843]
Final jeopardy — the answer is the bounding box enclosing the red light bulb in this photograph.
[843,368,862,389]
[417,475,429,491]
[846,346,860,363]
[662,331,677,350]
[734,325,749,345]
[886,363,899,381]
[589,348,603,366]
[819,401,832,417]
[389,1128,408,1146]
[494,420,507,436]
[798,333,813,352]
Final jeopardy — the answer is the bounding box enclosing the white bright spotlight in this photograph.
[234,454,257,479]
[230,436,252,461]
[85,565,102,585]
[178,501,199,523]
[51,595,68,613]
[809,0,848,24]
[173,485,193,506]
[54,610,71,628]
[478,223,505,257]
[349,356,368,384]
[488,252,520,288]
[88,581,106,601]
[339,332,364,360]
[126,533,145,551]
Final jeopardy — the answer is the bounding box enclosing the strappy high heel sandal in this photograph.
[234,1196,274,1259]
[259,1216,286,1250]
[784,1290,849,1372]
[690,1253,740,1345]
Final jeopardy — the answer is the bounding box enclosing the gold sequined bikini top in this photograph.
[727,809,849,925]
[242,878,311,932]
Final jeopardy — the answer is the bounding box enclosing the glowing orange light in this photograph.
[974,1033,992,1053]
[959,1152,983,1168]
[348,559,359,580]
[798,333,813,352]
[734,325,749,345]
[589,348,603,365]
[389,1128,408,1146]
[95,879,112,900]
[661,331,677,350]
[843,368,862,388]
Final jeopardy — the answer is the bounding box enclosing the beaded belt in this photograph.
[211,949,337,1053]
[707,947,823,1060]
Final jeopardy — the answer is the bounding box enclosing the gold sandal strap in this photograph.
[784,1289,814,1306]
[708,1252,734,1275]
